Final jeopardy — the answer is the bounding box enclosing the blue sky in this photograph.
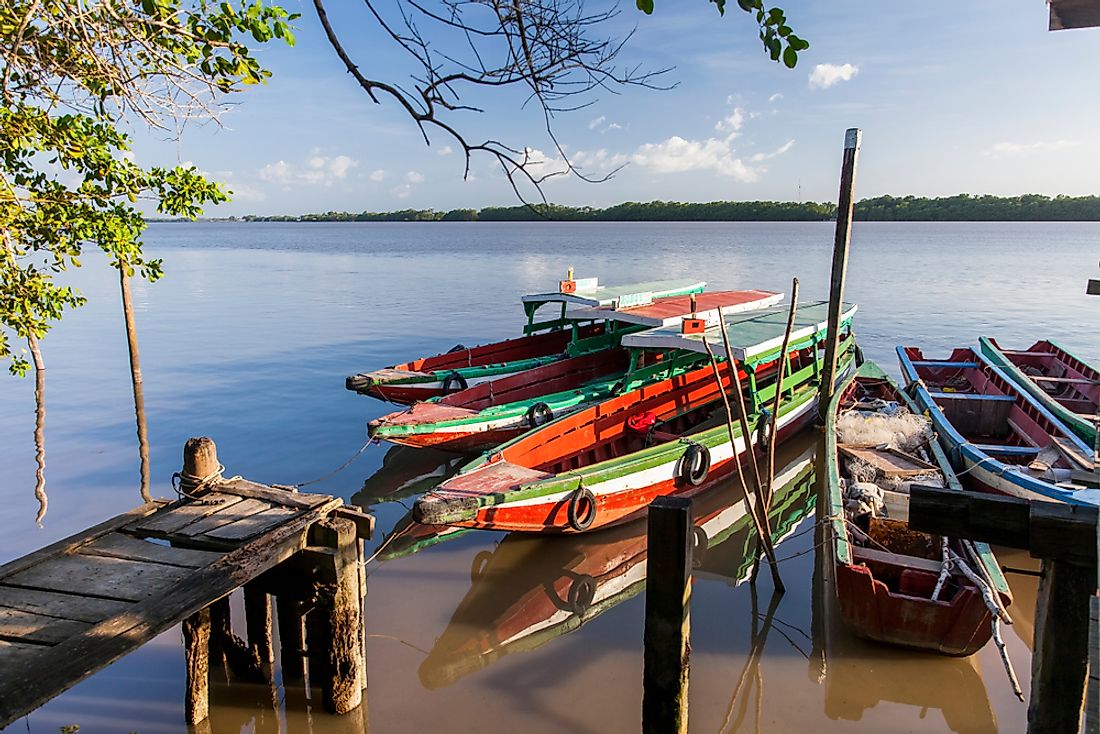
[130,1,1100,215]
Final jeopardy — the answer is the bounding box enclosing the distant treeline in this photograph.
[237,194,1100,223]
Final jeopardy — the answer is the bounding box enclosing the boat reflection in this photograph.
[419,433,819,689]
[353,445,466,509]
[811,492,998,734]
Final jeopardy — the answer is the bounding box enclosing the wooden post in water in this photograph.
[183,607,212,725]
[819,128,862,422]
[1030,559,1094,732]
[181,436,220,492]
[642,496,693,734]
[276,595,307,684]
[308,517,366,714]
[244,583,275,679]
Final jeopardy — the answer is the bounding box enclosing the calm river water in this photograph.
[1,221,1097,733]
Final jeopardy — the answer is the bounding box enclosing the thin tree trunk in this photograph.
[29,333,47,524]
[119,266,151,502]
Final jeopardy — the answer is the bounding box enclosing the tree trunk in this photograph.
[29,334,47,524]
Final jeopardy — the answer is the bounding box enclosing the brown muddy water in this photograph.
[1,221,1095,733]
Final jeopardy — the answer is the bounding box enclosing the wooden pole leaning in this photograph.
[700,337,784,592]
[764,278,800,510]
[642,496,693,734]
[819,128,862,422]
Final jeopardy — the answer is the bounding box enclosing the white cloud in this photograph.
[572,148,630,172]
[521,148,571,179]
[750,139,795,162]
[407,170,425,183]
[989,140,1080,156]
[588,115,606,130]
[808,63,859,89]
[714,107,746,134]
[631,135,758,181]
[259,154,358,186]
[438,145,453,156]
[768,93,783,103]
[369,169,386,182]
[226,182,266,202]
[606,122,623,131]
[392,184,412,199]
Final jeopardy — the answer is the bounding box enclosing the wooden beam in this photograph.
[909,486,1097,568]
[1030,560,1093,733]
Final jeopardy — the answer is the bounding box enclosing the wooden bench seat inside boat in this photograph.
[930,393,1015,437]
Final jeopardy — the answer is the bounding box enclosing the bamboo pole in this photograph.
[717,307,764,497]
[763,279,800,509]
[700,338,783,592]
[819,128,862,422]
[119,266,151,502]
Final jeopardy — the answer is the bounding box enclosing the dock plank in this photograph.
[130,493,244,535]
[0,587,131,624]
[0,495,344,728]
[217,478,334,509]
[201,506,300,542]
[0,639,44,667]
[0,607,91,645]
[4,555,191,603]
[175,498,274,538]
[80,534,224,569]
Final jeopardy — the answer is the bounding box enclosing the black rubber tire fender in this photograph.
[567,573,597,615]
[447,343,468,354]
[526,401,554,429]
[678,443,711,487]
[442,370,469,395]
[567,485,597,532]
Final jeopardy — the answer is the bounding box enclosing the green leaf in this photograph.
[782,45,797,68]
[636,0,654,14]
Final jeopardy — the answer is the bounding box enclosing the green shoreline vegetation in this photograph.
[212,194,1100,223]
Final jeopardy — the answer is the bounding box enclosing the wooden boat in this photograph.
[419,439,818,688]
[979,336,1099,446]
[367,289,783,451]
[898,346,1099,506]
[824,361,1012,655]
[345,277,717,403]
[413,300,857,533]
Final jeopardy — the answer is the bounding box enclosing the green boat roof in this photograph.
[520,278,706,309]
[620,300,858,362]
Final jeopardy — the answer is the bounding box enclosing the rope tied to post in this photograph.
[172,462,236,502]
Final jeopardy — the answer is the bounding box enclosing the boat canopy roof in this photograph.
[520,278,706,309]
[565,289,782,328]
[621,300,858,363]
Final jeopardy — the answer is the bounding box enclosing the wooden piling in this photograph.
[183,607,211,725]
[309,517,365,715]
[642,496,693,734]
[1030,559,1093,733]
[245,583,275,675]
[181,436,220,492]
[277,595,307,684]
[819,128,862,421]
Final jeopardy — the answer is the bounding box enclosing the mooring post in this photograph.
[309,517,365,715]
[183,607,212,725]
[1030,559,1094,733]
[181,436,220,492]
[819,127,862,422]
[642,496,693,734]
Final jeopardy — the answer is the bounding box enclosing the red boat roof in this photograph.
[566,289,782,327]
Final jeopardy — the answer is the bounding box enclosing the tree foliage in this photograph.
[0,0,296,375]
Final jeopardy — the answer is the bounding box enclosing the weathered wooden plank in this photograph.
[80,533,224,569]
[0,639,44,667]
[0,502,165,581]
[0,606,91,645]
[0,586,131,624]
[200,506,300,542]
[3,555,191,603]
[0,496,344,729]
[175,498,274,538]
[129,493,244,535]
[217,478,333,510]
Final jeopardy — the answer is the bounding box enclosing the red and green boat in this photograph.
[345,277,711,404]
[413,300,857,533]
[824,361,1012,655]
[978,336,1100,446]
[366,289,783,451]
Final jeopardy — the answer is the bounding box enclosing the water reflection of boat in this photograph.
[418,435,818,689]
[375,510,472,562]
[352,445,465,508]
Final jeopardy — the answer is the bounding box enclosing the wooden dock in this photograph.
[0,437,373,729]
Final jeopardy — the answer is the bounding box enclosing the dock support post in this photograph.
[1030,559,1093,733]
[277,595,307,684]
[642,497,693,734]
[245,583,275,678]
[309,517,365,715]
[183,607,211,725]
[819,127,862,422]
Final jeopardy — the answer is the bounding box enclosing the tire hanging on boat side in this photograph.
[526,401,554,428]
[442,370,468,395]
[567,485,597,531]
[678,443,711,486]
